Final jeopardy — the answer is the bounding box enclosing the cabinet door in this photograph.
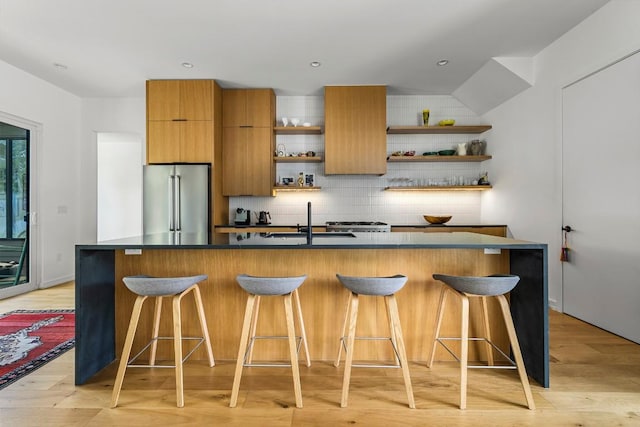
[147,121,181,163]
[245,127,273,196]
[222,128,273,196]
[222,89,274,127]
[222,90,247,127]
[147,80,180,121]
[324,86,387,175]
[222,127,247,195]
[180,80,213,120]
[246,89,274,128]
[181,121,213,163]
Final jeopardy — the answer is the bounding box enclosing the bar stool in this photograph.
[428,273,535,410]
[111,274,214,408]
[334,274,415,409]
[229,274,309,409]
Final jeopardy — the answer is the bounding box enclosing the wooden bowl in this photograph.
[424,215,452,224]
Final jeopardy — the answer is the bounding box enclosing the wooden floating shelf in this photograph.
[272,185,322,194]
[274,126,323,135]
[386,125,492,134]
[274,156,323,163]
[387,155,491,162]
[384,185,492,191]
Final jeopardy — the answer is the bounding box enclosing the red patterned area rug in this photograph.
[0,309,75,390]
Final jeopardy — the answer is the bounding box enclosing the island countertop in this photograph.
[78,231,544,250]
[75,232,548,389]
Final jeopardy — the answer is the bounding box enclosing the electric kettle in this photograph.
[256,211,271,224]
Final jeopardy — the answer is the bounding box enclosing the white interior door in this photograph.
[562,50,640,343]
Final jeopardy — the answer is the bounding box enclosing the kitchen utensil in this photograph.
[438,149,456,156]
[282,117,289,127]
[303,122,311,127]
[277,144,286,157]
[422,151,438,156]
[457,143,467,156]
[423,215,452,224]
[290,118,300,127]
[438,119,455,126]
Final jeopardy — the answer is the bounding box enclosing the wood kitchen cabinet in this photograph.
[146,79,215,164]
[145,79,229,228]
[222,89,274,128]
[324,85,387,175]
[222,88,275,196]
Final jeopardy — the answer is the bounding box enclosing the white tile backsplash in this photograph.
[228,95,489,226]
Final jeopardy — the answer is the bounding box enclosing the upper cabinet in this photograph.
[221,89,275,196]
[222,89,274,128]
[146,80,215,163]
[324,86,387,175]
[147,80,214,121]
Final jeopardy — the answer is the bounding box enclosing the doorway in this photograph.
[0,122,29,290]
[562,50,640,343]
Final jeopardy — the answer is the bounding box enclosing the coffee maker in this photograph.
[234,208,251,225]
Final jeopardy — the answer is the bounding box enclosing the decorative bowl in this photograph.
[438,149,456,156]
[438,119,455,126]
[422,151,438,156]
[424,215,452,224]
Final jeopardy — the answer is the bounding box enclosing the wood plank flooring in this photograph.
[1,282,639,426]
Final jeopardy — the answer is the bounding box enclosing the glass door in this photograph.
[0,122,29,289]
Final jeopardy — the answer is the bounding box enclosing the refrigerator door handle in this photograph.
[175,174,182,231]
[168,175,175,231]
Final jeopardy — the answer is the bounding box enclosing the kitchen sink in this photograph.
[263,232,356,238]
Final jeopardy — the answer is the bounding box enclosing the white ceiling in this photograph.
[0,0,609,98]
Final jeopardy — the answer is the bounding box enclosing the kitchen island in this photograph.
[75,232,548,387]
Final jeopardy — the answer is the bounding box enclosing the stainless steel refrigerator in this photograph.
[143,164,210,235]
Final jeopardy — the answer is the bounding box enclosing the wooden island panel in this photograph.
[114,247,510,363]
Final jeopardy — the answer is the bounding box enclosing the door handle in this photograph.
[562,226,573,232]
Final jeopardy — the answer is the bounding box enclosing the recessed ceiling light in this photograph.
[310,61,321,68]
[182,62,194,68]
[53,62,68,70]
[437,59,449,66]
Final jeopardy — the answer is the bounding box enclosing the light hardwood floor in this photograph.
[1,282,639,426]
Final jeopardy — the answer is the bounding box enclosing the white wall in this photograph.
[79,96,146,244]
[480,0,640,310]
[97,132,143,241]
[0,60,82,288]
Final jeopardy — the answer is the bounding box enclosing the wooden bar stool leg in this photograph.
[149,296,163,366]
[428,286,448,368]
[246,296,261,364]
[459,294,469,410]
[111,295,147,408]
[334,292,351,367]
[480,296,494,366]
[192,285,215,367]
[284,293,303,408]
[230,294,257,408]
[172,293,185,408]
[341,292,359,408]
[384,297,400,365]
[386,294,415,409]
[496,294,536,410]
[293,289,311,367]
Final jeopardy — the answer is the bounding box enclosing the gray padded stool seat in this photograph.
[111,275,214,408]
[230,274,309,409]
[334,274,415,409]
[429,273,535,410]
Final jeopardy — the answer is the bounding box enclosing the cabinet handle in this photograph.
[239,125,253,128]
[172,118,187,122]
